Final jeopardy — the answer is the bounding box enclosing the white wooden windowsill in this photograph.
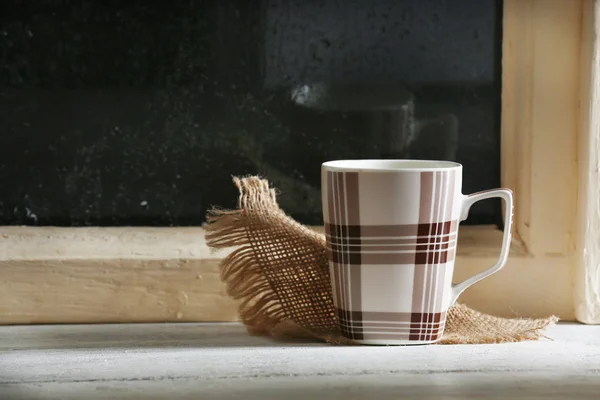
[1,322,599,400]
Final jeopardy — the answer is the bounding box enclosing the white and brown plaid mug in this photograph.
[321,159,513,345]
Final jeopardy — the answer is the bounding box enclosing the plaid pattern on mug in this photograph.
[322,169,460,342]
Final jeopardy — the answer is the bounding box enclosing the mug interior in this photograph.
[322,159,461,172]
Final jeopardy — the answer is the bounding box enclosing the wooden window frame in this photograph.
[1,0,598,324]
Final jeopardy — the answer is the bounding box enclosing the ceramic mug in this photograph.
[321,159,513,345]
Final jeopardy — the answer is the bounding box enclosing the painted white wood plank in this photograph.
[1,372,599,400]
[0,323,599,399]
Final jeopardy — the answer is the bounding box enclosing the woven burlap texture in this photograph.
[206,176,558,345]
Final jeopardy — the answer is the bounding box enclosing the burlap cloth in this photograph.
[206,176,558,345]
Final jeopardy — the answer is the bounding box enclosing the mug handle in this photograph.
[449,188,514,306]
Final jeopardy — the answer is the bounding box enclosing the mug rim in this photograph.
[322,159,462,172]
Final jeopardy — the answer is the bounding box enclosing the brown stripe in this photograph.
[414,248,452,265]
[342,322,444,332]
[329,172,343,312]
[345,172,362,340]
[337,307,448,342]
[325,236,454,246]
[436,171,448,257]
[325,221,457,238]
[337,308,446,322]
[430,172,447,332]
[431,171,453,319]
[326,171,335,273]
[341,327,444,334]
[340,320,444,329]
[340,323,446,341]
[322,169,328,223]
[342,174,351,335]
[326,233,457,246]
[426,183,439,284]
[432,310,444,341]
[338,309,447,342]
[431,170,441,224]
[327,244,453,256]
[327,240,455,249]
[328,242,452,253]
[327,232,456,244]
[326,171,335,225]
[340,321,445,329]
[342,329,444,338]
[428,171,446,339]
[413,308,426,341]
[416,170,438,340]
[337,172,346,226]
[413,171,434,339]
[419,171,435,223]
[328,238,455,248]
[325,171,333,268]
[345,173,360,225]
[335,172,348,326]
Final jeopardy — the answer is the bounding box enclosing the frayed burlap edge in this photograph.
[205,178,289,336]
[206,176,559,345]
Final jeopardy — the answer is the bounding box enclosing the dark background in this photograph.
[0,0,503,227]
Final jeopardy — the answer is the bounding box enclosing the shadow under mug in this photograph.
[321,159,513,345]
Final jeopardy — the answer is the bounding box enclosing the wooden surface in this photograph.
[575,0,600,324]
[0,227,238,324]
[0,322,599,399]
[0,226,230,260]
[0,225,524,261]
[0,224,564,326]
[0,258,238,324]
[497,0,590,321]
[501,0,581,257]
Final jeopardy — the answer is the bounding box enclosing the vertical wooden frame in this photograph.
[575,0,600,324]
